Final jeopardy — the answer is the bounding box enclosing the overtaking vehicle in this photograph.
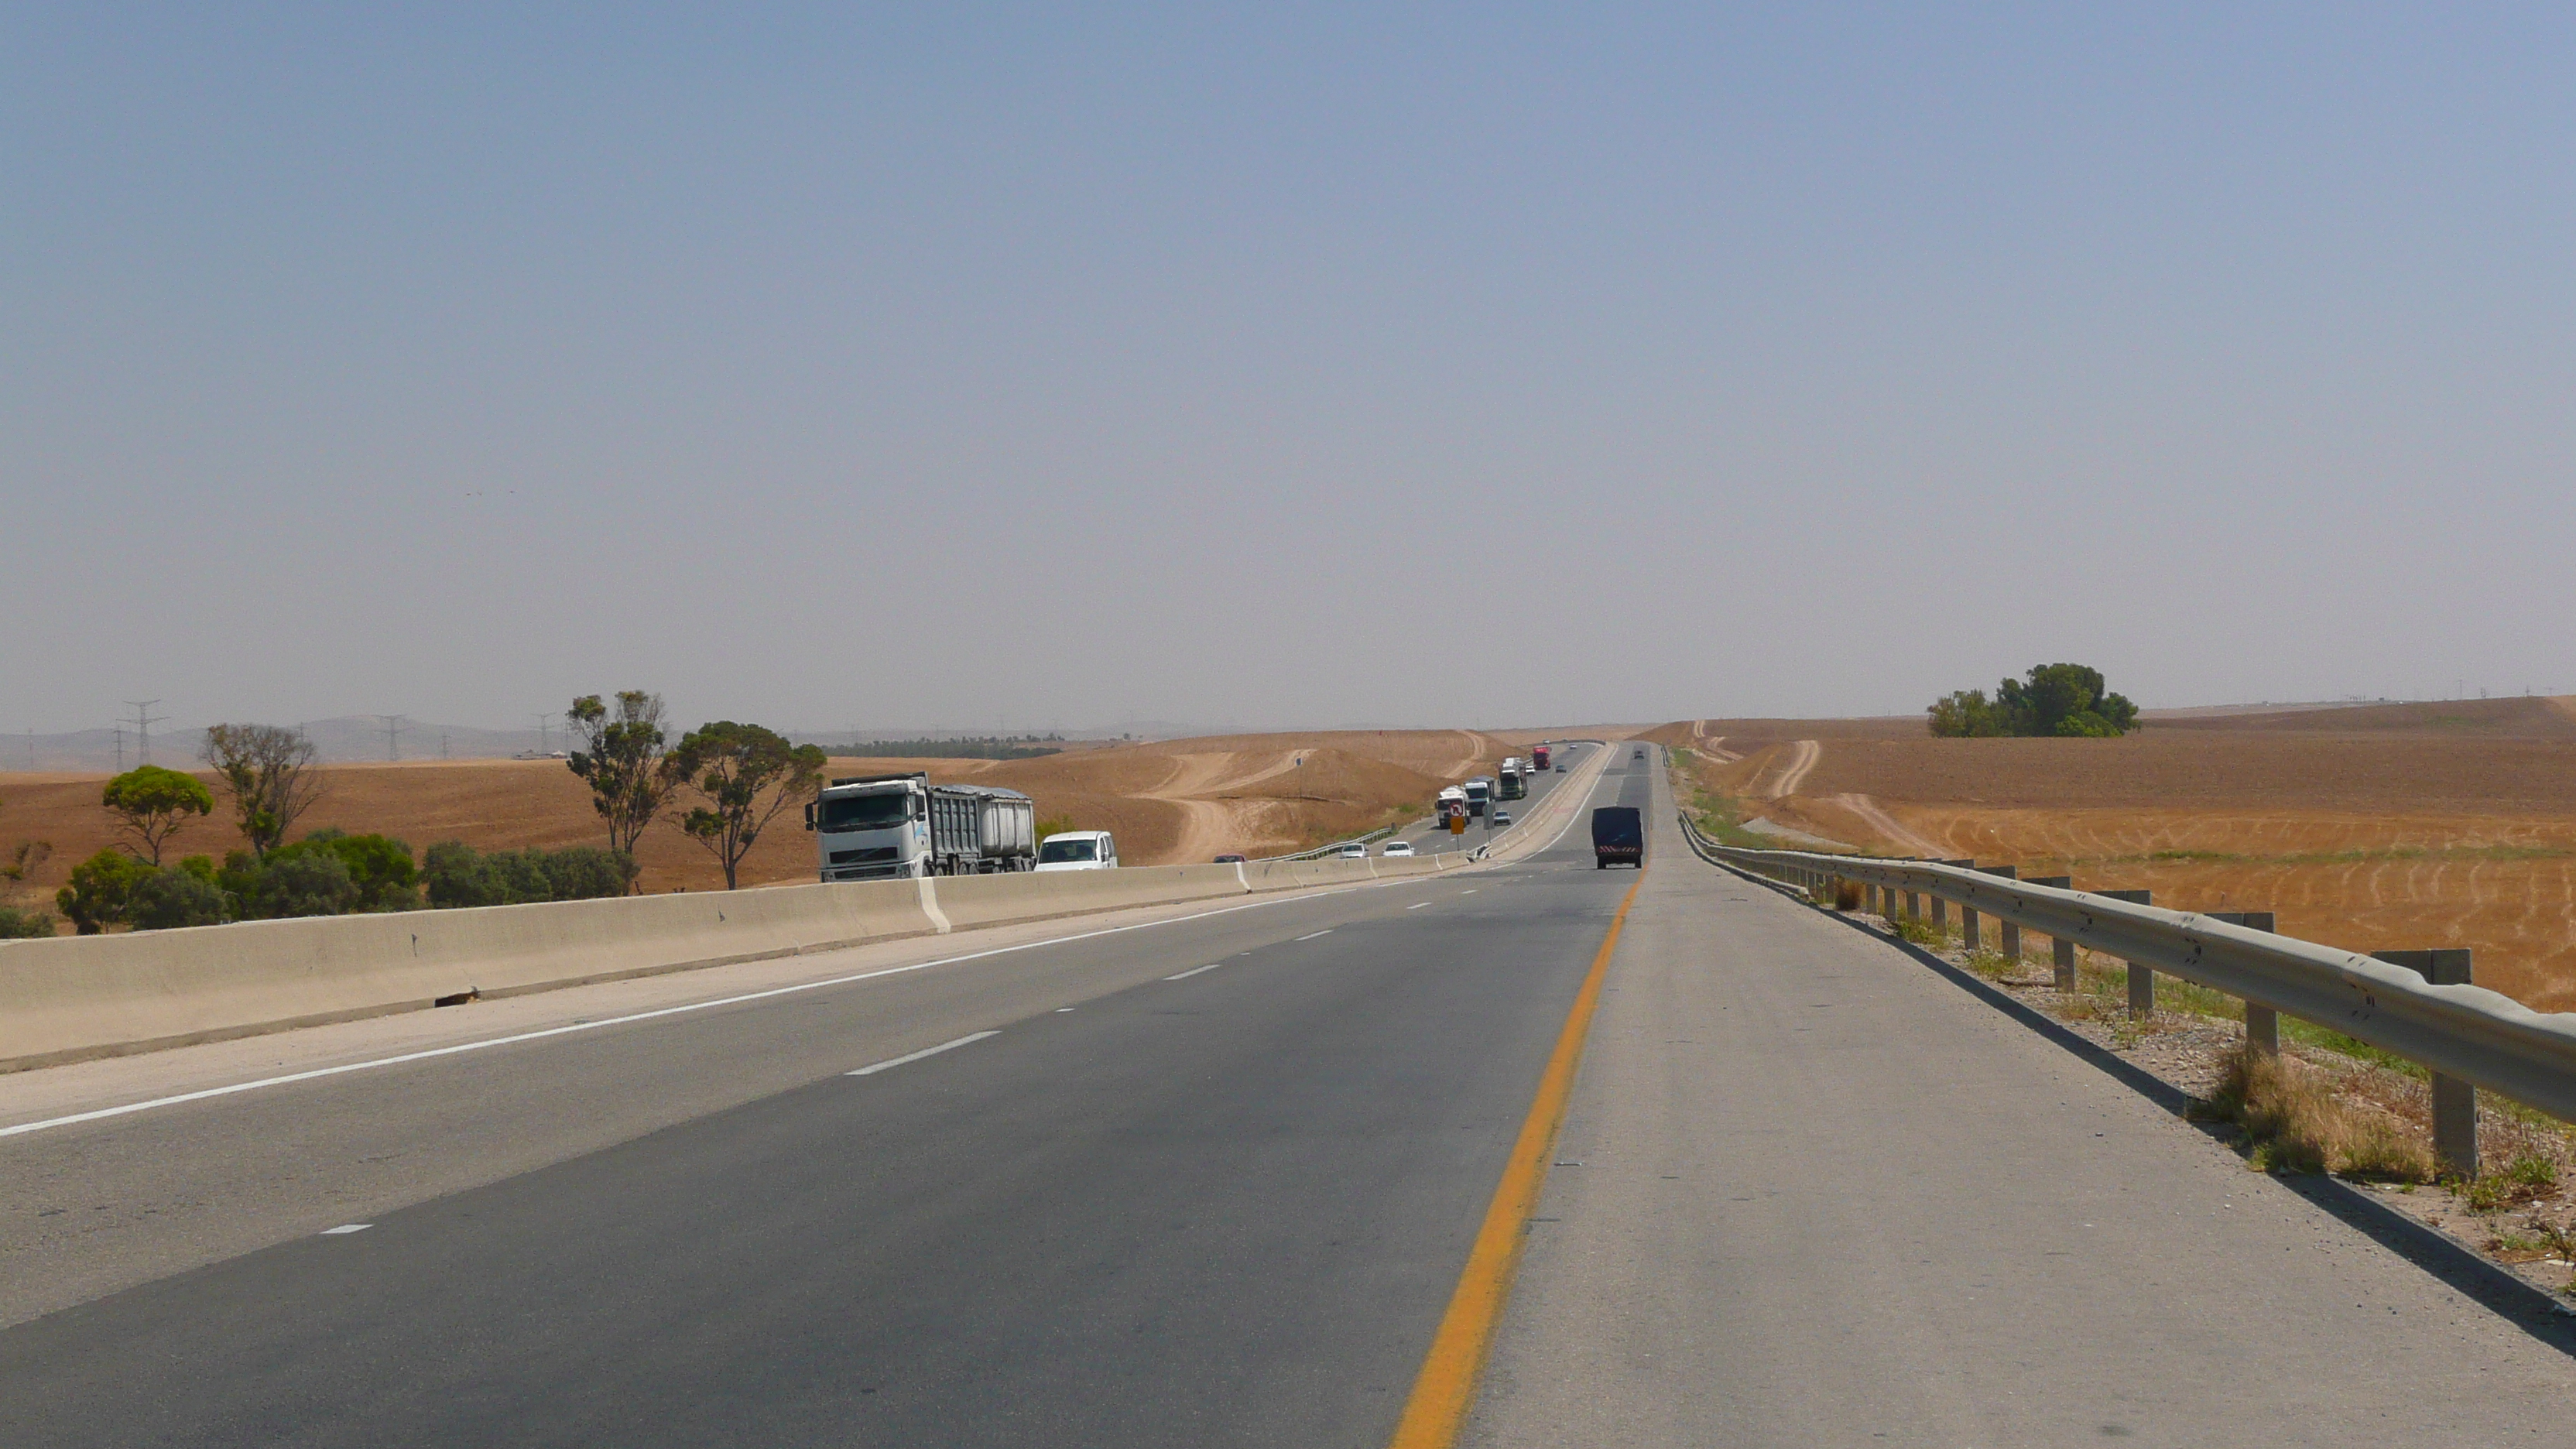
[1382,841,1415,858]
[1336,842,1368,860]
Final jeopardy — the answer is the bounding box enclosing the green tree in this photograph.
[1928,663,2140,739]
[1925,690,2002,738]
[567,692,672,868]
[100,765,215,865]
[56,848,152,933]
[202,724,326,858]
[664,721,827,889]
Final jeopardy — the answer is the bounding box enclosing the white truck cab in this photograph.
[1035,830,1118,872]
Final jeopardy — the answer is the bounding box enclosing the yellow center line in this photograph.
[1386,868,1646,1449]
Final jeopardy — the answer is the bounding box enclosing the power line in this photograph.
[123,700,167,767]
[380,714,408,762]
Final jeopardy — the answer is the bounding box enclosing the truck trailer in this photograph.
[1591,806,1644,868]
[806,772,1036,881]
[1497,759,1527,800]
[1531,743,1551,771]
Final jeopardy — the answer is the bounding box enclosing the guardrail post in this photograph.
[2208,911,2280,1054]
[1933,860,1971,937]
[1903,889,1920,922]
[2029,875,2074,988]
[2375,949,2479,1178]
[1976,865,2016,957]
[2097,889,2153,1015]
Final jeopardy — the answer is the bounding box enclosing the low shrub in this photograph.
[128,857,227,930]
[223,831,422,918]
[56,849,151,934]
[423,841,634,908]
[0,905,53,939]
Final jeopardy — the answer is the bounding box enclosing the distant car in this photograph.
[1492,810,1512,826]
[1336,842,1369,860]
[1382,841,1415,858]
[1633,748,1645,759]
[1213,853,1245,864]
[1553,763,1565,772]
[1036,831,1118,872]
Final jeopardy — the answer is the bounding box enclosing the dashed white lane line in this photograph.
[1165,964,1225,981]
[1407,902,1432,910]
[847,1031,999,1077]
[0,886,1384,1142]
[1293,930,1334,942]
[1461,889,1478,896]
[320,1224,372,1235]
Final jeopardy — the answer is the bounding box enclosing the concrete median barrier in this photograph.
[0,843,1467,1073]
[0,878,944,1071]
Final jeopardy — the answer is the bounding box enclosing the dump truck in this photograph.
[805,772,1036,881]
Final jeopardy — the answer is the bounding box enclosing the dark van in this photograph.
[1591,806,1643,869]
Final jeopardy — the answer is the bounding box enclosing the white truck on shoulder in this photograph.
[805,772,1036,881]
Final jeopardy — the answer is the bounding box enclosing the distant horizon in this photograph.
[9,691,2564,775]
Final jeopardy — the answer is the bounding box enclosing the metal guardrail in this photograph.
[1674,812,2576,1136]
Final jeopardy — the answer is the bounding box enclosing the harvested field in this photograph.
[1661,700,2576,1011]
[0,728,1547,923]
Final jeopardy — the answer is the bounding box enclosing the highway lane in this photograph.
[0,752,1656,1444]
[1468,747,2576,1445]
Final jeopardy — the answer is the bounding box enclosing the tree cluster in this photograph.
[1927,663,2141,738]
[26,694,829,938]
[567,694,825,890]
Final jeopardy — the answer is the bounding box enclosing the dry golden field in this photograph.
[0,728,1543,921]
[1661,698,2576,1010]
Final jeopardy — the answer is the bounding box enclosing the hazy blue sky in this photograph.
[8,5,2571,735]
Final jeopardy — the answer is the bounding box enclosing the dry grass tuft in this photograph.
[2201,1045,2434,1180]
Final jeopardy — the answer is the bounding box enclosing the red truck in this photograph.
[1532,743,1552,771]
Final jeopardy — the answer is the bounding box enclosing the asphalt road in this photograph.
[8,741,2576,1446]
[0,752,1650,1446]
[1387,742,1586,857]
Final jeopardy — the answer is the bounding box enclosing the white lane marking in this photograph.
[1164,963,1225,980]
[1054,1007,1074,1012]
[847,1030,999,1077]
[320,1224,372,1235]
[1293,930,1334,941]
[1461,889,1478,896]
[0,886,1387,1142]
[1407,902,1432,910]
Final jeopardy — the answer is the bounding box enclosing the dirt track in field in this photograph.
[1653,699,2576,1010]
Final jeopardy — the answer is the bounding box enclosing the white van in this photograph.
[1035,830,1118,872]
